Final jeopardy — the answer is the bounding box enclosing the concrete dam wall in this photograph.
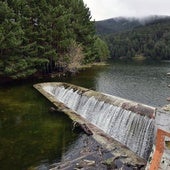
[34,82,170,169]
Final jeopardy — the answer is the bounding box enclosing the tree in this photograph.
[0,0,99,79]
[94,37,110,61]
[66,41,84,73]
[0,0,49,78]
[68,0,96,63]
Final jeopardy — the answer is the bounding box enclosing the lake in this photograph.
[0,60,170,169]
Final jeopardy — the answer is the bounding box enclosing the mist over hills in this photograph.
[95,15,170,35]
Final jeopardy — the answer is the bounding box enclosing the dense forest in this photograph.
[96,16,170,60]
[0,0,109,80]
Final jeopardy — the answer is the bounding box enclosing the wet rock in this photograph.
[162,104,170,111]
[167,97,170,101]
[76,159,95,168]
[102,155,144,170]
[36,164,49,170]
[102,157,116,168]
[73,121,93,135]
[49,107,56,112]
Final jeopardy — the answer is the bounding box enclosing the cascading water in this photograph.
[43,85,155,160]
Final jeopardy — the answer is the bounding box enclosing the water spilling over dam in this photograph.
[36,82,155,160]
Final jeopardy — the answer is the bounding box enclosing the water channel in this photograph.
[0,60,170,169]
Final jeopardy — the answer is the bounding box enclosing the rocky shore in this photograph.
[48,134,145,170]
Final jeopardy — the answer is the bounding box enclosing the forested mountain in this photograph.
[95,17,141,35]
[96,16,170,60]
[0,0,109,80]
[95,15,170,35]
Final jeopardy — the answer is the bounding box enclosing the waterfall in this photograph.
[43,85,155,160]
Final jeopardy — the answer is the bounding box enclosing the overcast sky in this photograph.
[83,0,170,21]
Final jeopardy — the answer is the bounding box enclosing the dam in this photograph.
[34,82,170,169]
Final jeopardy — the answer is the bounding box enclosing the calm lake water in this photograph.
[0,60,170,169]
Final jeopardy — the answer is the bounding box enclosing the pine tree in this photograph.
[0,0,102,79]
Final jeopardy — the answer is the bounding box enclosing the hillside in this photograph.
[95,15,170,35]
[95,17,141,35]
[96,16,170,60]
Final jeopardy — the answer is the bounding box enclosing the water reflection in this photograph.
[0,84,79,170]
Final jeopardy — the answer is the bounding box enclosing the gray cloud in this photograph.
[83,0,170,20]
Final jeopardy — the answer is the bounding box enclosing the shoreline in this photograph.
[0,62,108,85]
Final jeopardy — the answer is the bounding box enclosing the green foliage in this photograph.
[94,37,110,62]
[0,0,99,79]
